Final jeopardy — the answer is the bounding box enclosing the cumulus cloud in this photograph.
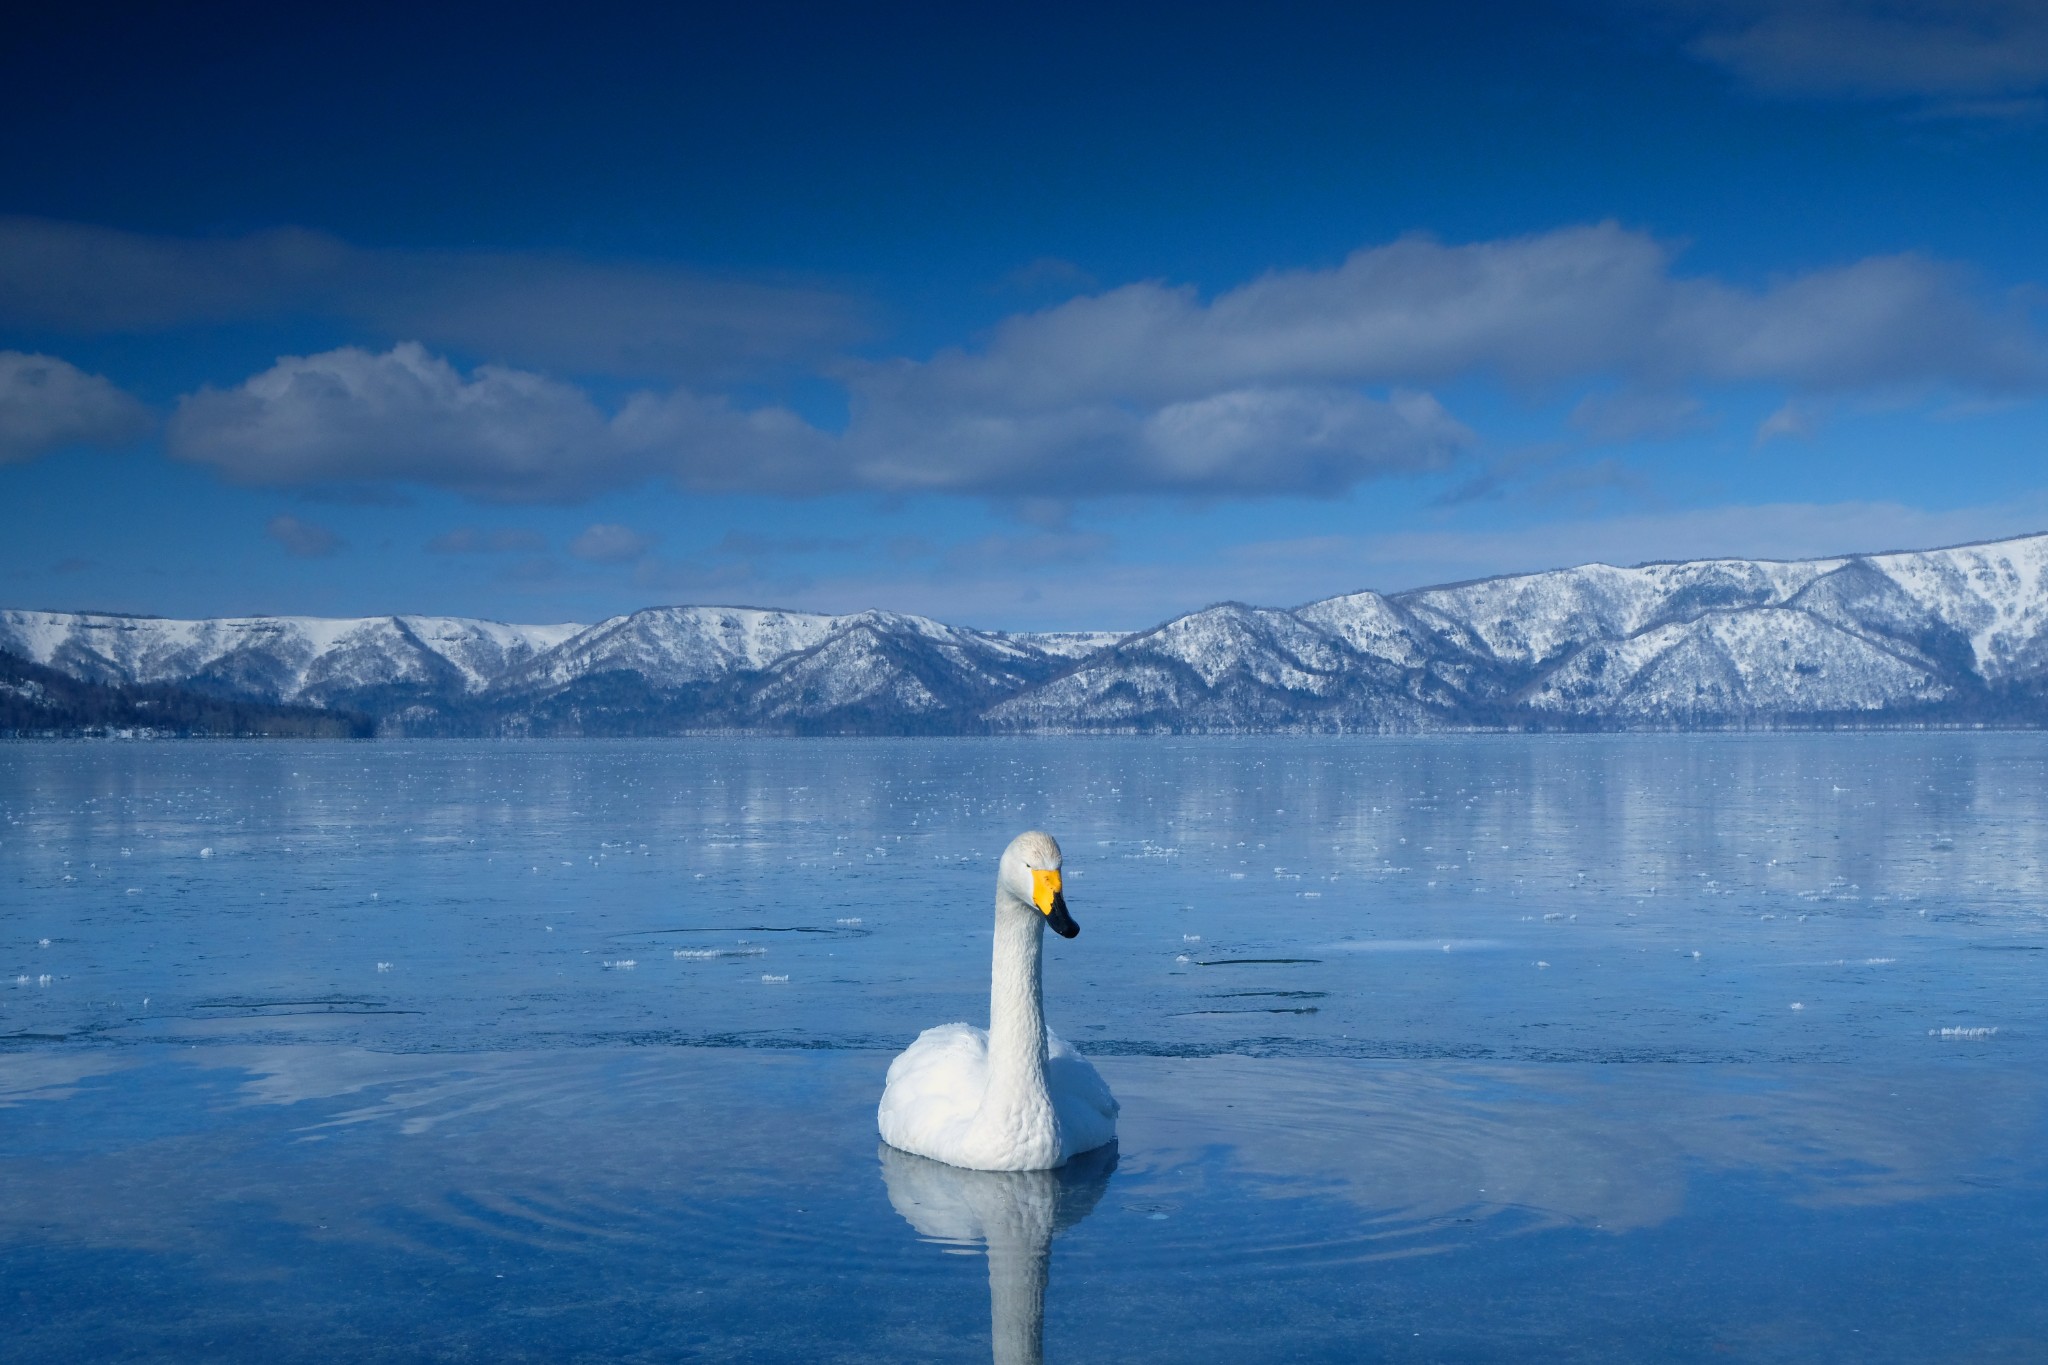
[0,217,864,381]
[265,514,342,558]
[165,342,836,502]
[853,223,2043,401]
[425,526,548,554]
[162,224,2048,503]
[568,523,657,563]
[0,351,152,463]
[1642,0,2048,108]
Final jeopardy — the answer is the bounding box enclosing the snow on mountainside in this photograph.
[8,531,2048,732]
[0,611,583,707]
[985,603,1450,731]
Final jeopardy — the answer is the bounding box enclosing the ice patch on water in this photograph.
[602,959,637,970]
[1932,1026,1998,1039]
[760,974,789,983]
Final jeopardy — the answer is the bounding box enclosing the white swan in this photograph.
[878,831,1118,1171]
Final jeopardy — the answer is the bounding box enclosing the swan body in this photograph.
[879,831,1118,1171]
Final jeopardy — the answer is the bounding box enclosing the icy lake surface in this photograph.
[4,736,2047,1361]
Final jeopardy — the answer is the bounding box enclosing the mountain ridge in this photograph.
[7,530,2048,734]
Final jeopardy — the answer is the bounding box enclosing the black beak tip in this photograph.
[1047,892,1080,938]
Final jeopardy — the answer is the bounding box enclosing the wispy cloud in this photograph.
[425,527,548,554]
[1642,1,2048,111]
[567,523,657,563]
[265,514,343,558]
[0,217,865,382]
[677,496,2048,630]
[0,351,152,464]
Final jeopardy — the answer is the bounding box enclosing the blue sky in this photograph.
[5,0,2048,630]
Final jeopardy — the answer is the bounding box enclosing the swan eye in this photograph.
[1031,869,1062,914]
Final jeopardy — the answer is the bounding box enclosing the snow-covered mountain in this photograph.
[0,611,583,710]
[8,531,2048,733]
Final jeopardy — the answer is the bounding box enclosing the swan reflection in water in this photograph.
[879,1141,1118,1365]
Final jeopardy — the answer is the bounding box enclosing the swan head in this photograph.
[999,830,1078,938]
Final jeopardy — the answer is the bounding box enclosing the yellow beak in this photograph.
[1031,869,1063,914]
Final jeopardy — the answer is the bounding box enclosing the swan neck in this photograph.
[986,892,1049,1111]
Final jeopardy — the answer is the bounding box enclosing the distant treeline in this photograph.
[0,650,373,738]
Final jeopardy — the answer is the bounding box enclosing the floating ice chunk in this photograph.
[1932,1026,1997,1039]
[760,973,789,983]
[125,887,140,895]
[836,917,862,925]
[38,938,50,947]
[376,962,393,972]
[1789,1002,1804,1011]
[1325,938,1504,953]
[602,959,637,970]
[1536,961,1550,969]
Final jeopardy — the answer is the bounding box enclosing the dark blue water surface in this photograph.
[4,736,2046,1361]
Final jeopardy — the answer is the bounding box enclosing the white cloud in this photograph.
[170,344,619,500]
[166,343,838,502]
[0,351,152,464]
[848,223,2044,404]
[265,514,343,558]
[158,223,2048,504]
[568,523,657,563]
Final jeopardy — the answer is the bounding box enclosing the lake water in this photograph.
[4,736,2046,1361]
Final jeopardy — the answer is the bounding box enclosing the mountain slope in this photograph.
[0,649,372,737]
[9,531,2048,732]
